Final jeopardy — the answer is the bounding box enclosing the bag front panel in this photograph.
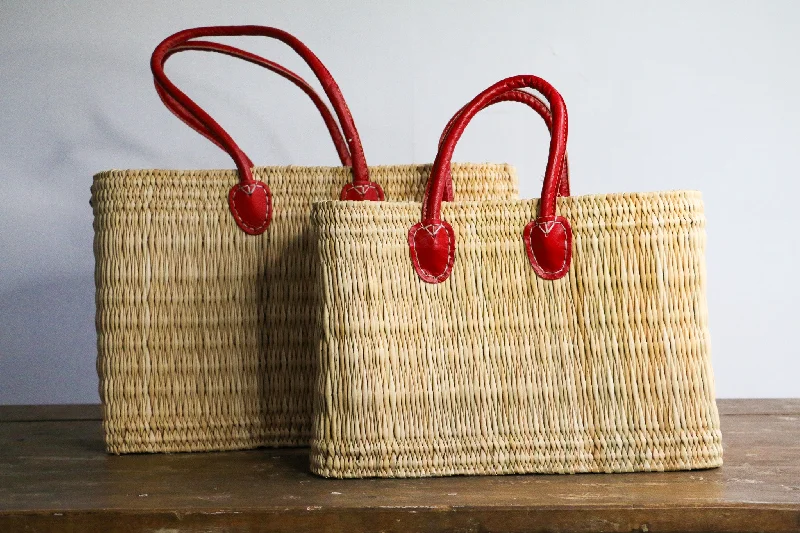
[92,164,518,453]
[311,191,722,477]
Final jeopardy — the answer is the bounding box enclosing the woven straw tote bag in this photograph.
[310,74,723,478]
[91,26,572,454]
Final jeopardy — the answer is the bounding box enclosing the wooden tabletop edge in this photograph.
[1,399,799,422]
[3,502,800,514]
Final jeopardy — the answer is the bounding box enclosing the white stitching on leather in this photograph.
[421,223,444,237]
[344,183,379,198]
[239,183,258,195]
[409,223,453,281]
[230,182,270,232]
[524,219,568,275]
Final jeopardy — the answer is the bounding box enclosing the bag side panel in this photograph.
[310,192,722,477]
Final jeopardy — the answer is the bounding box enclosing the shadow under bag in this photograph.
[91,26,557,453]
[310,74,723,478]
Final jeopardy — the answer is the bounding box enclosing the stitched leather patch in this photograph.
[408,221,456,284]
[339,182,385,201]
[523,215,572,280]
[228,182,272,235]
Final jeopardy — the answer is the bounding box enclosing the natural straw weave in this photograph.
[92,163,518,454]
[310,191,722,478]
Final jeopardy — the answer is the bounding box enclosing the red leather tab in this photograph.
[523,215,572,280]
[228,181,272,235]
[339,182,385,201]
[408,220,455,284]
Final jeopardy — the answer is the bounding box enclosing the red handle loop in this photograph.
[409,75,571,283]
[155,41,351,167]
[438,89,570,198]
[152,26,381,235]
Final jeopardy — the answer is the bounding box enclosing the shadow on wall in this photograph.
[0,273,98,404]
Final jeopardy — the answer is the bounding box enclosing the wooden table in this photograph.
[1,400,798,533]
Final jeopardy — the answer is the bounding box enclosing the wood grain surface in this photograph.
[1,399,798,532]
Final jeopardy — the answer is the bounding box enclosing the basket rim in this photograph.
[311,189,704,214]
[92,162,517,181]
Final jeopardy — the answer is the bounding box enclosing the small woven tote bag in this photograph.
[311,74,723,478]
[92,26,570,454]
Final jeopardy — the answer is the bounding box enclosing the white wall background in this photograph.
[1,1,798,403]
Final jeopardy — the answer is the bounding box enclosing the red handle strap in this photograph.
[438,89,570,198]
[155,41,351,167]
[154,81,253,166]
[409,75,570,283]
[152,26,381,235]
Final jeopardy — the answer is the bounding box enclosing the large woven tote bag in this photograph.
[311,74,723,478]
[91,26,569,454]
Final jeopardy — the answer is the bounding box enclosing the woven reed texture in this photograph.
[310,191,723,478]
[92,163,518,454]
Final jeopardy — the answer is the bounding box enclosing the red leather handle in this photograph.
[438,89,569,198]
[155,41,352,167]
[152,26,381,235]
[154,81,251,166]
[409,75,570,283]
